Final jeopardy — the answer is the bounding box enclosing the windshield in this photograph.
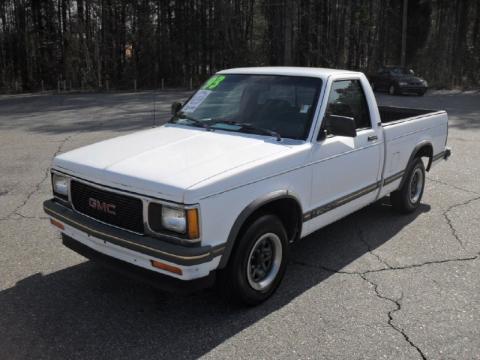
[391,67,414,75]
[172,74,322,140]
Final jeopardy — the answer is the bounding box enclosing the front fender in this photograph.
[218,190,302,269]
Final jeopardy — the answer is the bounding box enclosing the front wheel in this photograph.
[390,158,426,214]
[389,84,398,95]
[218,214,289,306]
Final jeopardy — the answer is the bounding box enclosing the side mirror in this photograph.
[323,114,357,138]
[171,102,182,115]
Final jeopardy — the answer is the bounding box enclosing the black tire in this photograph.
[417,89,427,96]
[217,214,289,306]
[390,158,426,214]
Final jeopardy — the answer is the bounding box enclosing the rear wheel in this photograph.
[218,214,288,306]
[390,158,426,214]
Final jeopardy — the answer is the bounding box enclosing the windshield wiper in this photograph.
[209,119,282,141]
[169,112,211,130]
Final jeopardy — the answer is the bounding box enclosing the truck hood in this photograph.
[53,125,292,202]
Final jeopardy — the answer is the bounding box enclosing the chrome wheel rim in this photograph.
[409,167,424,203]
[247,233,282,291]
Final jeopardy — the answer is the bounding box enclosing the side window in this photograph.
[325,80,371,130]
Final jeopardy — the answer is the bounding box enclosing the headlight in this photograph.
[52,173,69,200]
[399,81,408,86]
[162,206,186,233]
[148,203,200,240]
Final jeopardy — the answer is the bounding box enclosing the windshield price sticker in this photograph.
[202,75,226,90]
[182,90,211,113]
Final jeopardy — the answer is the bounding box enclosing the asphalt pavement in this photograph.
[0,89,479,359]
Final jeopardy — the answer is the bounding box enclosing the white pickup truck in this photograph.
[44,67,451,305]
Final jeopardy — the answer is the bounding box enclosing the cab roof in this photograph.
[218,66,361,79]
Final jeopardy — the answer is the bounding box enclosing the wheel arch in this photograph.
[218,190,303,269]
[398,141,433,189]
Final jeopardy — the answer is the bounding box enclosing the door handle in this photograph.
[368,135,378,141]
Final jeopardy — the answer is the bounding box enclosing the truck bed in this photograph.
[378,105,448,198]
[379,106,437,124]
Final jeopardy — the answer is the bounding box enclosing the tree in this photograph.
[0,0,478,91]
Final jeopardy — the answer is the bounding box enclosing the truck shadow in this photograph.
[0,199,430,359]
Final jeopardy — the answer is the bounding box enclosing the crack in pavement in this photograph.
[442,195,480,250]
[359,274,427,360]
[5,134,74,220]
[356,224,393,269]
[427,177,480,196]
[9,213,49,221]
[424,175,480,251]
[365,255,479,273]
[291,255,479,359]
[291,254,478,276]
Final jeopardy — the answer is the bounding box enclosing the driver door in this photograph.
[305,79,382,234]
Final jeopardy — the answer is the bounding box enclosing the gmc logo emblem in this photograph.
[88,197,116,215]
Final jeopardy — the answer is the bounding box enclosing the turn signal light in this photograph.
[187,208,199,239]
[50,218,64,230]
[151,260,183,275]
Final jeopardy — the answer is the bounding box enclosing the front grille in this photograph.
[70,180,144,233]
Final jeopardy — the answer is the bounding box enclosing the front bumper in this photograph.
[44,199,224,287]
[398,85,427,94]
[62,234,215,293]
